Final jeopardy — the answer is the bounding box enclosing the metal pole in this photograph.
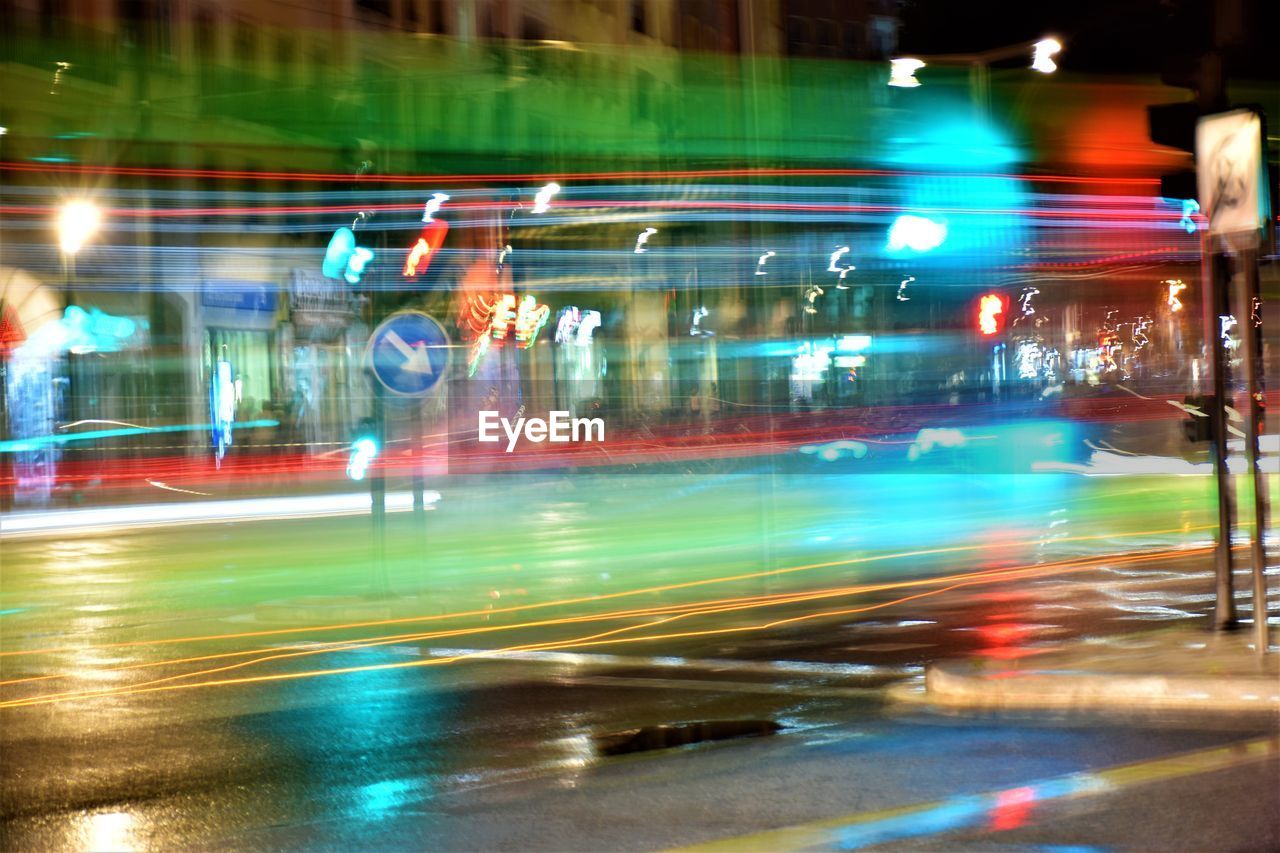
[1235,247,1270,652]
[1207,248,1238,629]
[371,378,389,597]
[412,399,426,519]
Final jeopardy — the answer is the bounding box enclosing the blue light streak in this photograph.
[0,420,279,453]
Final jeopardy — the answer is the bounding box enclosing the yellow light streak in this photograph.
[0,525,1215,661]
[0,546,1200,709]
[0,546,1186,692]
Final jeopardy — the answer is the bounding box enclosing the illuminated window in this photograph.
[204,329,274,419]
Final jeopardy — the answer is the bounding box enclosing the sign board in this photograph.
[1197,110,1266,237]
[202,280,276,313]
[367,311,450,396]
[289,268,353,335]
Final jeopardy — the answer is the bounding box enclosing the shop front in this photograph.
[283,268,362,452]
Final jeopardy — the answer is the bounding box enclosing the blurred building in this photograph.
[7,0,1274,504]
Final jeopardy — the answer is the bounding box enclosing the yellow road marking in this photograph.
[670,735,1279,852]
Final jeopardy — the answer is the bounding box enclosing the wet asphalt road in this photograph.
[3,545,1278,850]
[2,469,1278,849]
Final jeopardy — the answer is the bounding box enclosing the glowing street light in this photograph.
[1031,38,1062,73]
[532,182,560,214]
[56,199,102,255]
[889,36,1064,92]
[887,215,947,253]
[756,250,775,275]
[634,227,657,254]
[888,58,925,88]
[422,192,449,221]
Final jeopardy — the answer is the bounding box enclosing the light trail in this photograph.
[0,198,1190,222]
[0,491,442,538]
[0,547,1170,689]
[0,551,1180,710]
[0,546,1205,708]
[0,525,1216,661]
[0,419,279,454]
[0,160,1162,186]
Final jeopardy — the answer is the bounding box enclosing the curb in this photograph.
[920,662,1280,712]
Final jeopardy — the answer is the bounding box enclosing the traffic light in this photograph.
[977,293,1007,336]
[1147,101,1199,201]
[347,417,379,480]
[1181,395,1217,443]
[1147,53,1227,205]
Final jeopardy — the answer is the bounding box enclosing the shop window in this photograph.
[205,328,275,420]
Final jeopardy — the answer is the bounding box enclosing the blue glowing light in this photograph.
[1179,199,1200,234]
[39,305,140,355]
[0,420,279,453]
[322,227,375,284]
[347,436,379,481]
[835,335,873,353]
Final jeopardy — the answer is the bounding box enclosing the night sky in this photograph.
[898,0,1274,79]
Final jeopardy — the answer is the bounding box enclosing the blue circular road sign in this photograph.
[367,311,450,396]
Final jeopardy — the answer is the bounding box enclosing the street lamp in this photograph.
[532,182,560,214]
[888,58,926,88]
[887,36,1064,110]
[1031,38,1062,74]
[56,199,102,255]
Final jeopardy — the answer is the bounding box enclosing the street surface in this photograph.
[3,468,1278,850]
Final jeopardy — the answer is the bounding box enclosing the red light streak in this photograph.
[0,199,1194,222]
[0,160,1162,187]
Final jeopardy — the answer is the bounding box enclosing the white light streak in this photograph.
[532,182,561,213]
[0,491,441,539]
[634,227,657,253]
[422,192,449,221]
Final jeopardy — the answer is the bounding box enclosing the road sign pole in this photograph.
[365,310,451,581]
[370,368,389,596]
[1206,247,1238,630]
[1235,246,1271,653]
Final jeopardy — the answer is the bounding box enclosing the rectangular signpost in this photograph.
[1197,108,1272,655]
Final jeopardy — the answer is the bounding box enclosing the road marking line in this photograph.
[550,674,881,697]
[669,735,1280,852]
[422,647,915,677]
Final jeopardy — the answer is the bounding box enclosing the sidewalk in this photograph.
[904,627,1279,713]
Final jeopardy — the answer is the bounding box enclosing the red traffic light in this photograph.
[403,217,449,278]
[978,293,1008,336]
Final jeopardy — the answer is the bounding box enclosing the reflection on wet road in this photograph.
[3,470,1274,849]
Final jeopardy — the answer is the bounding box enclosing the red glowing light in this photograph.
[979,294,1006,336]
[402,218,449,278]
[990,786,1037,831]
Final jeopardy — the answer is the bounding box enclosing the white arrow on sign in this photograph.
[386,330,434,375]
